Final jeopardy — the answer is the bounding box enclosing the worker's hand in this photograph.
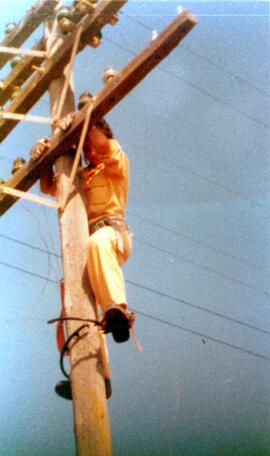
[30,138,50,162]
[56,112,75,131]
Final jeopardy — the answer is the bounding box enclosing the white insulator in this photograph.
[57,7,73,22]
[102,67,118,84]
[177,5,184,15]
[151,30,158,41]
[5,22,16,34]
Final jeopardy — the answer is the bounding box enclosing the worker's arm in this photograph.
[88,125,111,154]
[40,166,57,195]
[87,125,127,176]
[30,138,56,196]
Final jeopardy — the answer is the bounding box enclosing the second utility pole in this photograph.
[45,11,111,456]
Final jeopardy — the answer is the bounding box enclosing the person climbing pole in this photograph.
[31,92,135,344]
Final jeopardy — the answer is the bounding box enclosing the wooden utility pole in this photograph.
[45,10,111,455]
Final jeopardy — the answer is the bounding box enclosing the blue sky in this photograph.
[0,1,269,455]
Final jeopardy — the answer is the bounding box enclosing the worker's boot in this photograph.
[101,305,135,343]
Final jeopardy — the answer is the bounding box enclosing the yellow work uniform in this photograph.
[81,139,132,313]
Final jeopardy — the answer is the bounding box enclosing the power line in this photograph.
[126,279,270,337]
[3,228,269,297]
[180,44,270,98]
[0,234,270,335]
[127,211,269,275]
[134,309,270,363]
[104,37,269,129]
[1,257,269,339]
[1,258,268,362]
[41,204,62,277]
[126,133,270,235]
[134,237,270,298]
[0,232,59,256]
[124,13,270,98]
[0,259,57,284]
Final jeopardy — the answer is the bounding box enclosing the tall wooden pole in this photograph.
[45,12,112,456]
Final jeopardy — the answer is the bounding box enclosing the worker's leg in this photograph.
[87,226,132,313]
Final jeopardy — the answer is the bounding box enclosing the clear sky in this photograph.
[0,1,269,455]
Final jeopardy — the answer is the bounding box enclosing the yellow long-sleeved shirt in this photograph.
[81,139,129,225]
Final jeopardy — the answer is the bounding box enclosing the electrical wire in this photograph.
[0,232,59,256]
[126,133,270,215]
[126,279,270,336]
[41,204,62,278]
[133,237,270,299]
[0,258,269,362]
[123,13,270,98]
[2,228,269,298]
[0,259,57,283]
[0,261,270,361]
[1,231,270,334]
[134,309,270,363]
[102,32,270,275]
[19,202,58,310]
[127,211,269,275]
[104,36,269,130]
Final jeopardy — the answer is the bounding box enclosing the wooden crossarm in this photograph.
[0,0,127,142]
[0,0,58,70]
[0,10,197,216]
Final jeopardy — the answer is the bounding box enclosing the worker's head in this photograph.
[78,91,114,140]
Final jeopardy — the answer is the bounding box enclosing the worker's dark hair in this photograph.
[78,91,114,139]
[95,119,114,139]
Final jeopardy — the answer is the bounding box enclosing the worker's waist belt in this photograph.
[89,216,130,235]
